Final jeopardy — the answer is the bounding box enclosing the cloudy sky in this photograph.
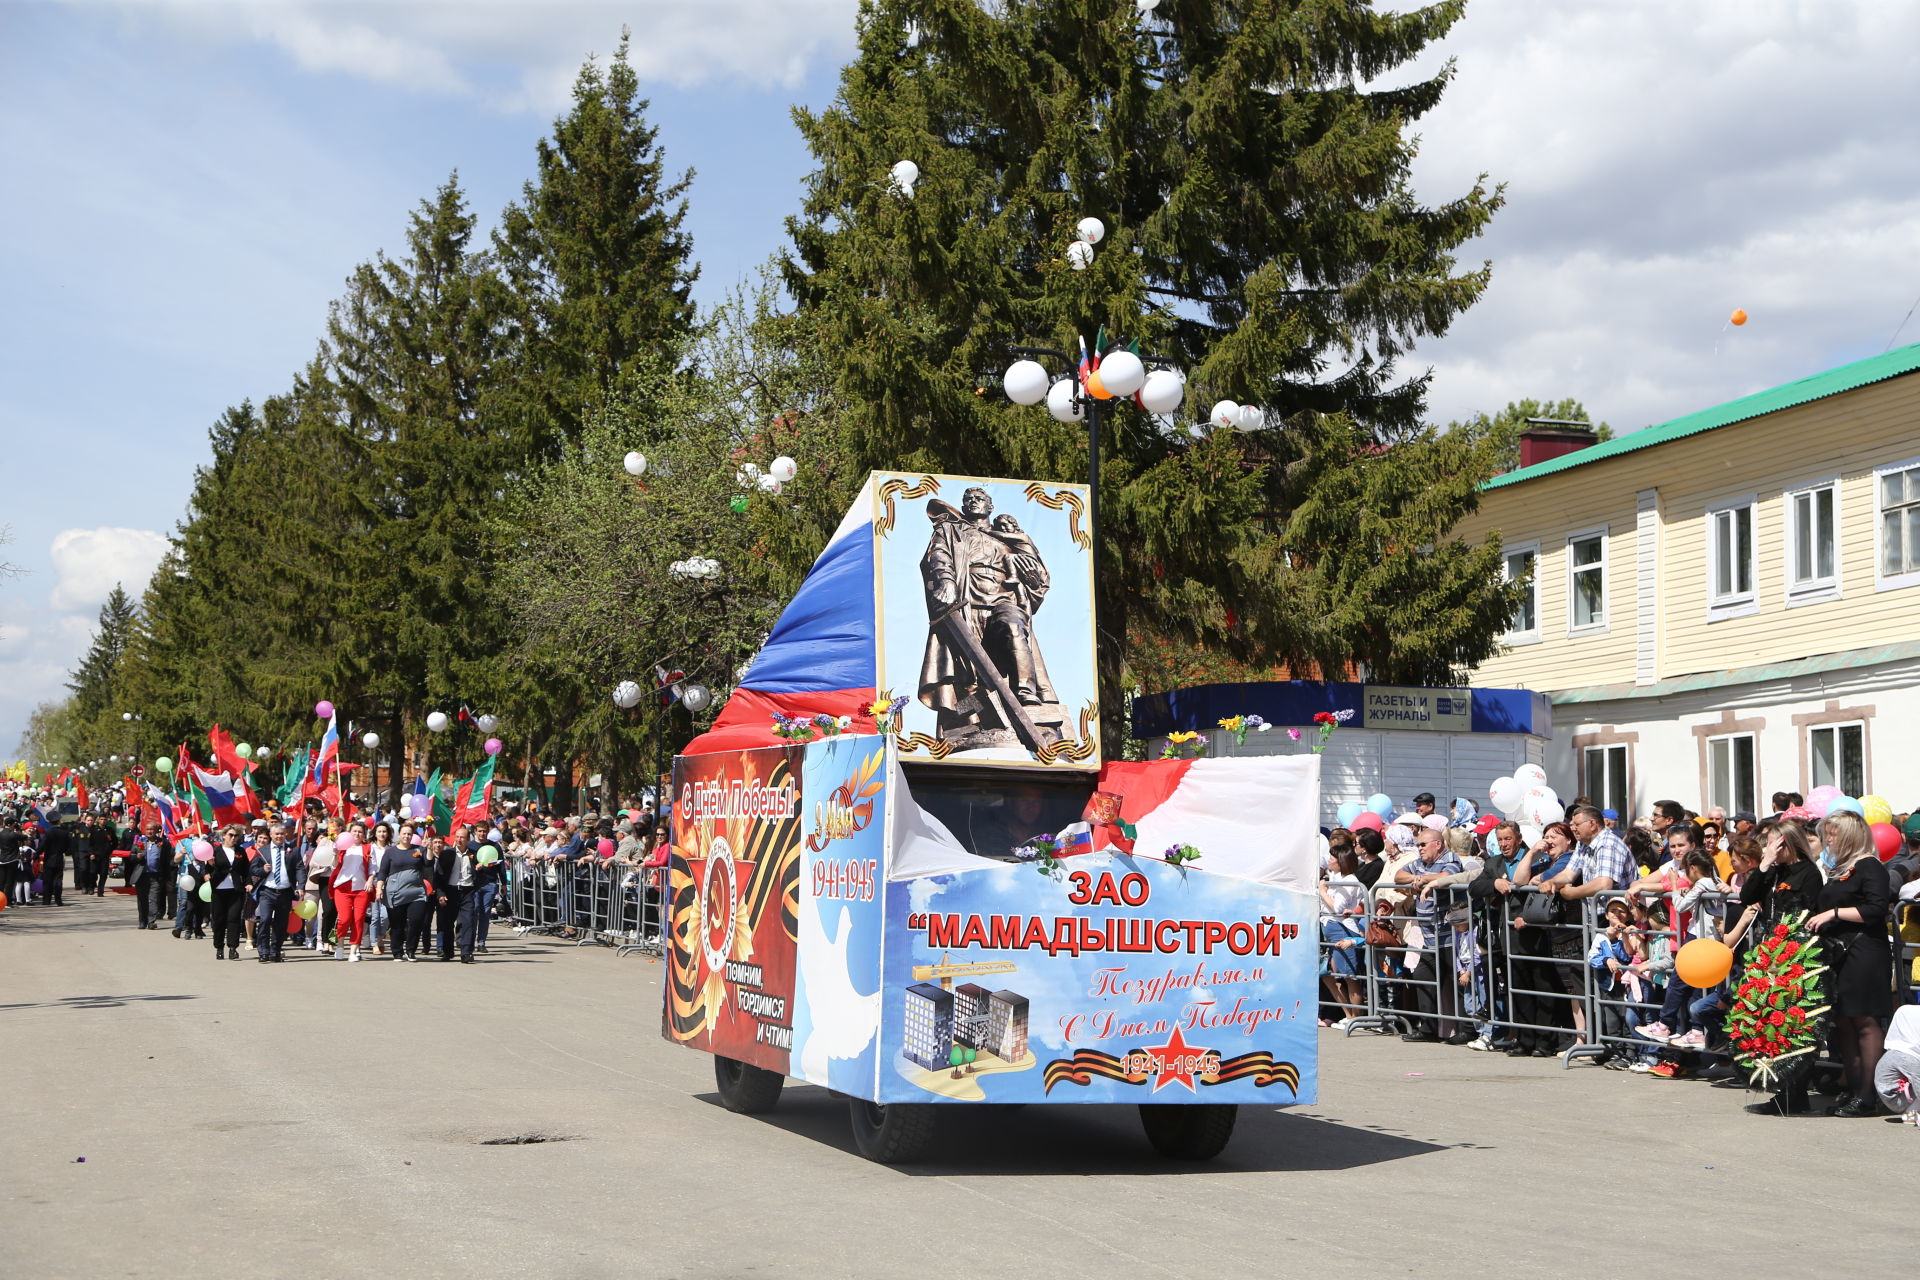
[3,0,1917,754]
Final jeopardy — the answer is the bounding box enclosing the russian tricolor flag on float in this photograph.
[681,484,878,756]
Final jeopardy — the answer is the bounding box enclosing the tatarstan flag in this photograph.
[452,756,494,832]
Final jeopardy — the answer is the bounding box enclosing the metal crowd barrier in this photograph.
[504,854,664,956]
[1320,877,1747,1068]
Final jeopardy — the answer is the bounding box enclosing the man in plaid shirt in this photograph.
[1540,805,1633,904]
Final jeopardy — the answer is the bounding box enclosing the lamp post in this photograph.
[1000,339,1188,626]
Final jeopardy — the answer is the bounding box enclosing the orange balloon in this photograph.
[1675,937,1733,989]
[1085,369,1115,401]
[1730,309,1748,326]
[0,889,8,911]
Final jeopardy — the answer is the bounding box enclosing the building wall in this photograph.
[1543,652,1918,818]
[1457,368,1920,811]
[1458,371,1920,692]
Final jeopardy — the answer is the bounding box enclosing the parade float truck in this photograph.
[662,473,1320,1163]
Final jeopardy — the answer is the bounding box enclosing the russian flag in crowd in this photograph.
[190,765,248,826]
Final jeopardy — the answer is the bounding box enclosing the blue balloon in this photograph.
[1366,793,1393,817]
[1827,796,1864,816]
[1336,801,1364,827]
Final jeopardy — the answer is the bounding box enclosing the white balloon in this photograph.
[1136,0,1161,11]
[679,683,713,713]
[1046,378,1083,423]
[1534,797,1566,825]
[1209,399,1240,430]
[1139,368,1184,414]
[1075,216,1105,245]
[1065,240,1094,271]
[1234,403,1264,431]
[756,474,783,493]
[768,455,798,483]
[361,732,381,750]
[890,160,919,196]
[613,680,643,709]
[1515,763,1548,787]
[426,711,449,733]
[623,451,647,476]
[476,714,499,734]
[1097,350,1145,397]
[1488,776,1524,815]
[1003,359,1049,406]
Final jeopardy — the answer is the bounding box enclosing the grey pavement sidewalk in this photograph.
[0,893,1906,1279]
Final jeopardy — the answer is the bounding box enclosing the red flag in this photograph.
[123,775,148,826]
[208,724,257,776]
[75,779,89,809]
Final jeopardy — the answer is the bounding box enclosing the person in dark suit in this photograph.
[431,827,483,963]
[38,821,72,905]
[0,817,26,905]
[249,822,304,962]
[128,822,173,929]
[71,814,96,895]
[87,815,117,897]
[192,827,252,960]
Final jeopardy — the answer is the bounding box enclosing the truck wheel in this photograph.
[848,1099,937,1163]
[713,1056,784,1114]
[1138,1104,1238,1160]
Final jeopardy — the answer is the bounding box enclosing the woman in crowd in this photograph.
[330,825,375,962]
[376,828,434,962]
[1506,820,1583,1055]
[1319,846,1368,1028]
[1740,817,1828,1114]
[1810,810,1893,1117]
[304,820,340,954]
[1351,827,1387,889]
[196,825,251,961]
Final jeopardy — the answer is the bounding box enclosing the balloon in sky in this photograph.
[1730,309,1748,326]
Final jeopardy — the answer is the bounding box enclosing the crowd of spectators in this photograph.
[1316,789,1920,1122]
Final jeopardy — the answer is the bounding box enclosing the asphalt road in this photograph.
[1,893,1908,1279]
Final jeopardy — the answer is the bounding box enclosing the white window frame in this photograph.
[1503,540,1541,645]
[1874,456,1920,592]
[1705,496,1757,620]
[1565,525,1609,634]
[1783,479,1841,605]
[1807,720,1867,797]
[1583,743,1630,819]
[1706,731,1758,817]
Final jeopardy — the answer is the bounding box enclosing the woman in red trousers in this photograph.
[330,824,376,963]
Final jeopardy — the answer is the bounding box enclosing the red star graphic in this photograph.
[1140,1025,1210,1094]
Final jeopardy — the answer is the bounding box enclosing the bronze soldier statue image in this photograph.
[916,487,1071,754]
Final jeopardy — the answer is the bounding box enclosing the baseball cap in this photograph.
[1472,814,1502,836]
[1902,813,1920,839]
[1601,808,1619,821]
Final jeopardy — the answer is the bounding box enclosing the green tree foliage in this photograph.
[65,586,138,723]
[494,29,699,460]
[491,278,847,796]
[1450,397,1613,475]
[784,0,1514,730]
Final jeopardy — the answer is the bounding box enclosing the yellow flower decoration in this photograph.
[1167,730,1200,744]
[868,698,891,718]
[1217,716,1244,731]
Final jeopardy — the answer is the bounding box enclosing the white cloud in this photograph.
[1386,0,1920,431]
[101,0,862,109]
[47,527,169,615]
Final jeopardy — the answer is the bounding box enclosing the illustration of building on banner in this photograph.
[986,991,1029,1062]
[903,982,956,1070]
[953,982,992,1050]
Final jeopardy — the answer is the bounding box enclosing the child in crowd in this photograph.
[1876,1005,1920,1127]
[1625,902,1673,1072]
[1588,898,1638,1067]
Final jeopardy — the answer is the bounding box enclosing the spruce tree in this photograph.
[785,0,1515,730]
[66,586,139,722]
[494,31,699,458]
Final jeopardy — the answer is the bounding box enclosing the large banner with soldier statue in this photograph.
[872,473,1100,770]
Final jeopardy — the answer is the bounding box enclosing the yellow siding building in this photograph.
[1456,343,1920,820]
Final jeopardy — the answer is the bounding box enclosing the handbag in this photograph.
[1520,890,1563,926]
[1365,918,1401,949]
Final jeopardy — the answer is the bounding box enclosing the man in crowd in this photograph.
[249,822,303,962]
[87,812,117,896]
[71,813,97,895]
[1412,792,1437,819]
[1647,799,1685,863]
[37,818,71,905]
[1546,805,1634,907]
[1394,825,1466,1044]
[129,821,170,929]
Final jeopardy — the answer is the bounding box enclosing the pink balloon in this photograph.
[315,699,335,720]
[192,840,214,862]
[1807,784,1841,803]
[1807,795,1833,820]
[336,831,358,849]
[1350,812,1385,832]
[484,737,503,756]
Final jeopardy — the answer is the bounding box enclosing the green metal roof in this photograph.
[1484,341,1920,490]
